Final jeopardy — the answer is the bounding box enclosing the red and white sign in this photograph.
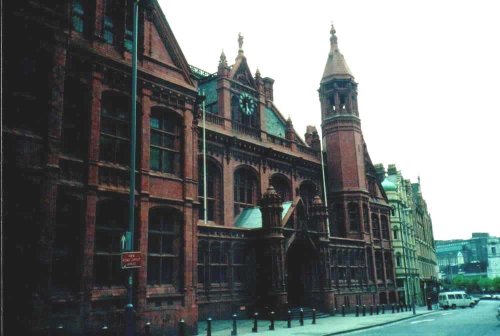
[121,251,142,269]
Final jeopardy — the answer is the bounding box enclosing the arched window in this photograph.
[371,213,380,239]
[381,215,389,239]
[147,208,182,286]
[100,92,130,165]
[270,174,292,202]
[348,202,359,231]
[198,159,222,223]
[395,252,402,267]
[393,227,399,240]
[150,107,182,175]
[299,181,317,213]
[94,199,128,287]
[375,251,384,281]
[233,167,258,216]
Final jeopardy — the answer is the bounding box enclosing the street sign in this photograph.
[121,251,142,269]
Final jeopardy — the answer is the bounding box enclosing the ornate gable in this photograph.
[146,1,195,87]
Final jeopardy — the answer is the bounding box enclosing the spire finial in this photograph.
[219,49,228,67]
[238,32,244,51]
[255,67,261,78]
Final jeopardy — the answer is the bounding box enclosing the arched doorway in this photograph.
[286,239,319,307]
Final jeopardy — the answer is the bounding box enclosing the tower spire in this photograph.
[322,23,353,82]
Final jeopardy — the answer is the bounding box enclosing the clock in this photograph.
[239,92,256,116]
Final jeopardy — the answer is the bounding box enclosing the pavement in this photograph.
[203,306,439,336]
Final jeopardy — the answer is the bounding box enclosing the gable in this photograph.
[148,21,174,66]
[146,1,195,87]
[230,57,256,88]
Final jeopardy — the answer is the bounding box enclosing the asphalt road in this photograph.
[342,300,500,336]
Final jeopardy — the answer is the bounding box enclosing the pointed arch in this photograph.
[233,165,259,216]
[270,173,292,202]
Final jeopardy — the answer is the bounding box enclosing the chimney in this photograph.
[374,164,386,183]
[304,125,317,147]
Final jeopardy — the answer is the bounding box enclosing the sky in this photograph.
[160,0,500,240]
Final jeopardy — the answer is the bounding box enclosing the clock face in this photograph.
[239,92,256,116]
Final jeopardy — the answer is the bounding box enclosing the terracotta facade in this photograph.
[4,2,397,335]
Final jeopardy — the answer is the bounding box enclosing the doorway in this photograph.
[286,239,318,307]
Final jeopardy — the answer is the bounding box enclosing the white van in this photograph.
[438,291,475,309]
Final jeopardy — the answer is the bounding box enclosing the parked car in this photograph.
[438,291,475,309]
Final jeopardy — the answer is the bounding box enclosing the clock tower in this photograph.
[319,25,368,238]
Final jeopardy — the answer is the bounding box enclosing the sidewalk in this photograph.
[206,306,438,336]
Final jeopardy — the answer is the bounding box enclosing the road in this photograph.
[342,300,500,336]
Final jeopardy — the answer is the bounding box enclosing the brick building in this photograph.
[3,1,397,335]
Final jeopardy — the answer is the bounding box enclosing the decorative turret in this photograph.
[285,116,295,142]
[259,186,283,230]
[255,68,264,93]
[217,50,230,77]
[321,24,353,82]
[263,77,274,102]
[310,195,328,233]
[374,163,386,183]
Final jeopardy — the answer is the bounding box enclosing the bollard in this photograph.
[391,304,395,314]
[370,305,373,316]
[179,319,186,336]
[376,304,380,315]
[54,324,64,336]
[396,304,400,313]
[312,309,316,324]
[287,310,291,328]
[299,308,304,326]
[332,308,336,317]
[427,297,432,310]
[206,318,212,336]
[362,305,366,316]
[231,314,238,336]
[145,321,152,336]
[269,311,275,331]
[252,312,258,333]
[341,305,345,317]
[355,305,359,317]
[382,304,385,314]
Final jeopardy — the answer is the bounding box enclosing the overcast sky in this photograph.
[160,0,500,240]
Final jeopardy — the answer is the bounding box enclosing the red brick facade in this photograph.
[3,2,397,335]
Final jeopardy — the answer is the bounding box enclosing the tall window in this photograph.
[363,204,370,233]
[124,0,134,51]
[371,214,380,239]
[103,0,115,44]
[198,241,207,285]
[62,78,88,157]
[385,252,393,281]
[72,0,84,33]
[210,242,228,284]
[381,215,389,239]
[299,181,317,213]
[348,202,359,231]
[53,194,82,291]
[396,253,402,267]
[233,167,258,216]
[150,107,181,175]
[94,200,128,287]
[99,92,130,165]
[270,174,291,202]
[375,251,384,281]
[198,159,222,223]
[233,244,247,283]
[147,208,182,286]
[334,204,345,236]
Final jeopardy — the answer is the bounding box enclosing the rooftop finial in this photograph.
[330,23,338,50]
[238,32,244,51]
[219,49,227,66]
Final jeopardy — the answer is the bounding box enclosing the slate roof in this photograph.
[234,201,293,229]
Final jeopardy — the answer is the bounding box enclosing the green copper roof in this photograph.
[265,107,286,138]
[199,79,218,105]
[234,201,293,229]
[382,177,397,192]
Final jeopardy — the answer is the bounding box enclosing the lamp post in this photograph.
[125,1,139,335]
